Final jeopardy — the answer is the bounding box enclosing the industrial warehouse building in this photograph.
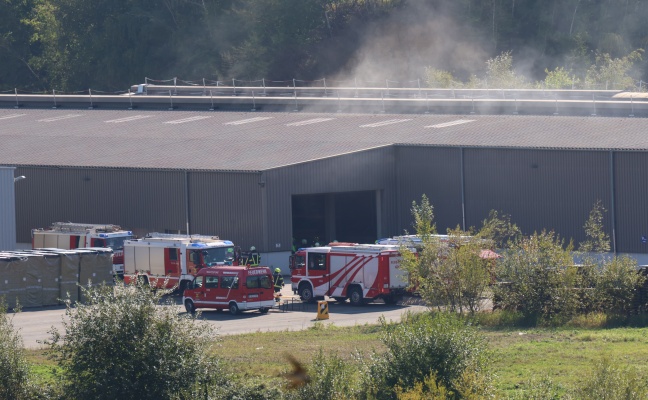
[2,89,648,268]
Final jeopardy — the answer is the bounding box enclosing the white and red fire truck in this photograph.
[289,243,409,306]
[32,222,134,276]
[123,233,237,290]
[182,266,275,315]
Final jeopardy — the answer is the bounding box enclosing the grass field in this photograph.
[25,318,648,397]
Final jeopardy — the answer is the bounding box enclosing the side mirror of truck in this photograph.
[288,255,294,270]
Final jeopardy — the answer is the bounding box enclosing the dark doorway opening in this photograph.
[292,191,377,247]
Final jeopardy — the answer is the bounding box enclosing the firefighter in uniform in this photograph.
[273,268,284,293]
[249,246,260,266]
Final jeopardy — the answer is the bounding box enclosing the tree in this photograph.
[484,51,528,88]
[543,66,577,89]
[493,231,577,325]
[400,196,493,314]
[478,210,521,250]
[585,49,644,90]
[0,0,43,90]
[424,67,457,88]
[46,282,223,400]
[579,200,610,253]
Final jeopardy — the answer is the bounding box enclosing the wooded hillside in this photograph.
[2,0,647,92]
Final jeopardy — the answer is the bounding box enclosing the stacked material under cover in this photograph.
[0,248,113,308]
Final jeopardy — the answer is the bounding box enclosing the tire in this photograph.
[229,302,240,315]
[348,286,364,306]
[384,295,400,305]
[298,283,315,303]
[184,299,196,314]
[259,307,270,314]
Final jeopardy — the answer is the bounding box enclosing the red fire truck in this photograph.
[32,222,134,277]
[123,233,237,290]
[182,266,275,315]
[289,243,409,306]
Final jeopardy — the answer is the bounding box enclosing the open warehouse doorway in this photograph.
[292,191,378,247]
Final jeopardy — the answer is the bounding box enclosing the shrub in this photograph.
[595,256,644,316]
[575,358,648,399]
[492,231,577,326]
[362,312,493,399]
[46,281,222,400]
[284,350,361,400]
[424,68,457,88]
[0,299,32,400]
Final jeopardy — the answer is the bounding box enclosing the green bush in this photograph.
[361,312,493,399]
[0,299,32,400]
[46,281,222,400]
[284,350,361,400]
[493,231,577,326]
[595,256,644,316]
[575,358,648,399]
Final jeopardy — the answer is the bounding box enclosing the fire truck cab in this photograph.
[183,266,275,315]
[290,243,409,306]
[32,222,134,277]
[123,233,237,291]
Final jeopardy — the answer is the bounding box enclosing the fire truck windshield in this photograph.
[202,247,236,266]
[97,236,135,250]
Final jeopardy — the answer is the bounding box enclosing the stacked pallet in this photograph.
[0,248,113,308]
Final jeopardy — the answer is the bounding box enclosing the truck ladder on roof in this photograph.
[145,232,220,241]
[50,222,122,233]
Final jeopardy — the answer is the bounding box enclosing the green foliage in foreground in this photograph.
[46,282,223,400]
[21,309,648,399]
[0,299,32,400]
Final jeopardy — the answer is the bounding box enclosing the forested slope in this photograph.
[1,0,647,92]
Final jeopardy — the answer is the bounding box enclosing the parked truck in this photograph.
[32,222,134,277]
[289,242,409,305]
[182,265,275,315]
[123,233,237,290]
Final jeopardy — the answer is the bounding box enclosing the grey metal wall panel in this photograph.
[264,147,397,253]
[188,171,263,250]
[14,167,187,242]
[613,152,648,253]
[395,146,463,235]
[0,167,17,250]
[14,167,265,250]
[463,148,611,245]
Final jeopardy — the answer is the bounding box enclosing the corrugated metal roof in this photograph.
[1,109,647,171]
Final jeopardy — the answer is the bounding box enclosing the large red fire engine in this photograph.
[289,243,409,306]
[123,233,237,290]
[32,222,134,277]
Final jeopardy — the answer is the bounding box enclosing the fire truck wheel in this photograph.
[348,286,364,306]
[259,307,270,314]
[383,295,400,305]
[229,302,240,315]
[184,299,196,314]
[298,283,314,303]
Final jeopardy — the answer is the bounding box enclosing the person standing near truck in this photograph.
[273,268,284,293]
